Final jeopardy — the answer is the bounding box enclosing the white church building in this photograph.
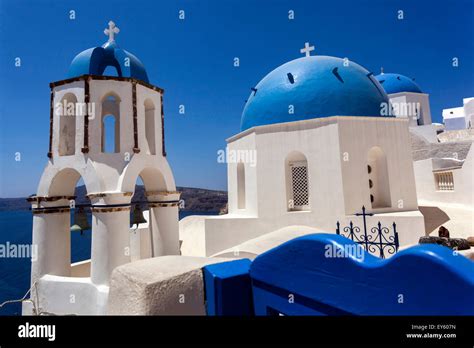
[180,44,426,257]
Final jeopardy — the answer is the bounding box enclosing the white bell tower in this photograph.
[25,22,180,315]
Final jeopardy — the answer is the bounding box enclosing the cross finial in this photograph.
[300,42,315,57]
[104,21,120,42]
[380,67,384,75]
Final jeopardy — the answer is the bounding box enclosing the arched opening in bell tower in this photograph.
[101,93,121,153]
[46,168,92,278]
[130,167,174,259]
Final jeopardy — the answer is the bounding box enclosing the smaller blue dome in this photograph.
[374,73,422,94]
[68,41,149,83]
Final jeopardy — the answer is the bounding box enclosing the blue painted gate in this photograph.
[203,233,474,316]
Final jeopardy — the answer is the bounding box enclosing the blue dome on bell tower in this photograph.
[68,21,149,83]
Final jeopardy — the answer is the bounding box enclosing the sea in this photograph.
[0,210,217,316]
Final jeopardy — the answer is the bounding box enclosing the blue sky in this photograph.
[0,0,473,197]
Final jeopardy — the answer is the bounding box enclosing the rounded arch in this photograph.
[144,98,154,110]
[138,167,167,192]
[61,92,78,102]
[33,166,98,280]
[100,91,122,103]
[285,150,308,164]
[48,168,82,196]
[367,146,391,208]
[37,163,102,197]
[284,151,310,211]
[119,157,176,194]
[127,165,177,260]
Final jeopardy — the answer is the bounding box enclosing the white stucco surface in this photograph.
[387,92,432,126]
[107,256,229,315]
[212,225,324,259]
[413,147,473,207]
[420,203,474,238]
[409,125,439,143]
[438,129,474,143]
[180,116,425,257]
[442,97,473,130]
[23,275,109,315]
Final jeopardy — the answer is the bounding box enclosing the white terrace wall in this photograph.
[413,147,474,207]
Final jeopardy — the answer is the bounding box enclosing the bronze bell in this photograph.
[70,207,91,234]
[130,204,147,227]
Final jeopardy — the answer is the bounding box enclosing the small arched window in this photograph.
[144,99,156,155]
[58,93,77,156]
[367,147,391,208]
[237,162,246,209]
[101,94,121,153]
[285,151,310,211]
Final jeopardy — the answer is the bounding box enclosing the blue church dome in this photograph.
[68,22,149,83]
[374,73,422,94]
[241,56,389,131]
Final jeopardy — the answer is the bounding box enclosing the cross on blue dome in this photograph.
[68,21,149,83]
[241,52,390,131]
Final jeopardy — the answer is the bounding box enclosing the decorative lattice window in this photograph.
[290,161,309,209]
[434,171,454,191]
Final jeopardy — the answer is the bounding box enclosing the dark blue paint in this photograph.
[249,233,474,315]
[68,41,149,83]
[203,259,253,316]
[252,279,352,316]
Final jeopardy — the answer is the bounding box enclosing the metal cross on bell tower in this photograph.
[104,21,120,42]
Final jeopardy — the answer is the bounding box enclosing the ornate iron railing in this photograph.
[336,206,399,259]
